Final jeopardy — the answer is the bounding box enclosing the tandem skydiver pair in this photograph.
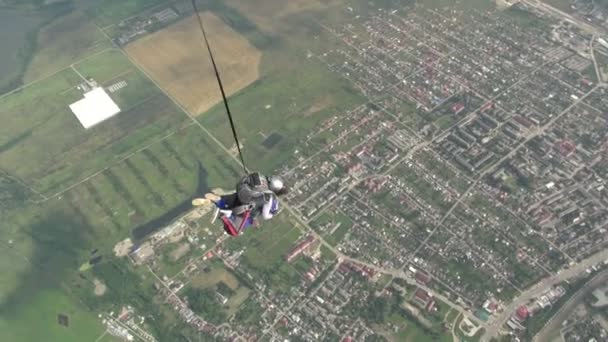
[192,172,288,236]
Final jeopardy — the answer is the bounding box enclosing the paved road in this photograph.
[483,249,608,341]
[534,269,608,342]
[525,0,605,35]
[590,35,603,83]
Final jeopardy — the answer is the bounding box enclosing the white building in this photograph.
[69,87,121,129]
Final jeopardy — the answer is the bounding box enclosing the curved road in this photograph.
[483,249,608,341]
[533,270,608,342]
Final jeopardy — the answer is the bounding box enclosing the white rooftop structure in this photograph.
[69,87,121,129]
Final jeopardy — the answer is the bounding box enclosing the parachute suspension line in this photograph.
[190,0,248,174]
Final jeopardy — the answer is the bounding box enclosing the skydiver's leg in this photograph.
[219,211,252,236]
[193,192,237,209]
[211,192,241,210]
[220,215,239,236]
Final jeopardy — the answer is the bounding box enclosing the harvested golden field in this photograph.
[125,12,261,115]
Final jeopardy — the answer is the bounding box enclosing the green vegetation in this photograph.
[24,11,111,82]
[309,210,354,246]
[84,259,201,341]
[184,287,227,324]
[188,261,253,317]
[0,50,191,195]
[595,51,608,83]
[436,114,458,130]
[233,295,264,326]
[501,4,551,30]
[225,213,305,292]
[581,64,599,84]
[394,163,453,213]
[88,0,171,27]
[0,1,74,93]
[345,287,453,341]
[198,0,365,173]
[0,172,32,212]
[0,48,239,341]
[523,278,590,340]
[0,209,106,342]
[200,58,363,172]
[544,0,573,13]
[0,289,104,342]
[416,150,470,194]
[416,0,494,11]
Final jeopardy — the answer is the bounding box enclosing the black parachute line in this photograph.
[190,0,248,174]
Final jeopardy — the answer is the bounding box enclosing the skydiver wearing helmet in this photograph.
[192,172,288,236]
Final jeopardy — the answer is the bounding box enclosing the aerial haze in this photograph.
[1,0,608,341]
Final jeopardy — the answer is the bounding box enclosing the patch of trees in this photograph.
[183,288,227,325]
[0,173,30,212]
[365,334,388,342]
[343,287,400,324]
[216,281,235,297]
[233,296,262,325]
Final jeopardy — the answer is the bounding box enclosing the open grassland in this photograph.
[191,267,239,289]
[63,123,240,237]
[0,205,109,342]
[229,214,303,269]
[0,49,189,195]
[0,123,239,341]
[224,212,307,292]
[224,0,343,31]
[596,50,608,83]
[199,52,363,173]
[194,0,368,173]
[0,288,105,342]
[125,12,261,116]
[544,0,573,12]
[190,262,251,316]
[89,0,171,28]
[23,11,111,83]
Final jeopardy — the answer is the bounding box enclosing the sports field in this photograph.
[125,12,261,116]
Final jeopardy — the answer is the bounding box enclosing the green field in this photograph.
[0,289,105,342]
[596,50,608,83]
[190,263,251,317]
[88,0,172,28]
[309,210,354,246]
[0,205,109,342]
[0,109,239,342]
[24,11,111,83]
[0,49,191,195]
[369,296,454,342]
[393,163,454,213]
[544,0,573,13]
[65,122,239,236]
[198,0,366,173]
[224,212,307,292]
[199,58,363,173]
